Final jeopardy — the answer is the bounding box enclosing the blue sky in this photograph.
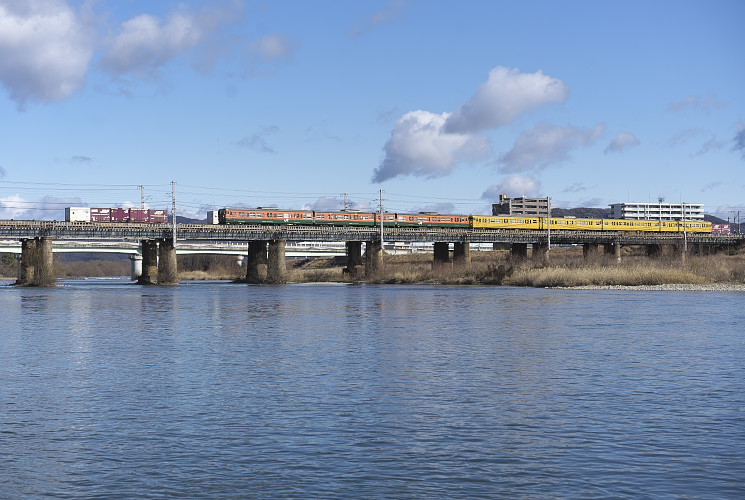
[1,0,743,221]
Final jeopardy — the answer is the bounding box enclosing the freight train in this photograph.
[66,207,168,223]
[216,208,713,233]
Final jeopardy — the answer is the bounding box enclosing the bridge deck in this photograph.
[0,220,742,246]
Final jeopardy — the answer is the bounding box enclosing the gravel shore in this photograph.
[561,283,745,291]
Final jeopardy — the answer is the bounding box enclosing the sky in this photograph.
[1,0,743,221]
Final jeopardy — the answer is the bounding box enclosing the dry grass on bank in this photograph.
[289,248,745,288]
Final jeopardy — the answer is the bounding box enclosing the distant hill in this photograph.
[176,216,207,224]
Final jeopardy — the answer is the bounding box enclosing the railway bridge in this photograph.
[1,220,743,286]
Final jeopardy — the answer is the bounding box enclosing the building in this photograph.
[492,194,551,217]
[609,202,704,221]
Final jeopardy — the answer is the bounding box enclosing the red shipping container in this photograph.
[90,207,111,222]
[149,210,168,223]
[128,209,148,222]
[111,208,129,222]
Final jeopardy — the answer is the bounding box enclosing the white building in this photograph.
[609,202,704,221]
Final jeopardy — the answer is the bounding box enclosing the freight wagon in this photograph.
[65,207,169,223]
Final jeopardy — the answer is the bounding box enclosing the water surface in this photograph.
[1,280,743,498]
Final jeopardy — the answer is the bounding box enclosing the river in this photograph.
[1,279,743,498]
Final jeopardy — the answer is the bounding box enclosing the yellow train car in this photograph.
[541,217,603,231]
[470,215,712,233]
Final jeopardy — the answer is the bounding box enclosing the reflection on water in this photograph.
[0,282,743,498]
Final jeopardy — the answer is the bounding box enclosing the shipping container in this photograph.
[90,207,111,222]
[111,208,129,222]
[128,208,147,222]
[65,207,91,222]
[207,210,220,224]
[149,210,168,223]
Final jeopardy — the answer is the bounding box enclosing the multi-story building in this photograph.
[609,202,704,221]
[492,194,551,217]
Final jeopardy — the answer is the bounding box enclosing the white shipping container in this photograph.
[65,207,91,222]
[207,210,220,224]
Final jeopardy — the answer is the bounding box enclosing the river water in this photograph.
[1,279,743,499]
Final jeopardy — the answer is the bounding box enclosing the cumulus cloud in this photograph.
[499,123,605,173]
[481,175,542,200]
[444,66,569,134]
[0,0,94,107]
[604,132,640,154]
[101,9,209,77]
[349,0,407,37]
[733,127,745,160]
[0,194,84,220]
[374,66,568,182]
[236,125,279,153]
[372,110,491,182]
[668,94,725,113]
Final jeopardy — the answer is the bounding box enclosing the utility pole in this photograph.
[341,192,349,210]
[139,185,145,209]
[171,181,177,248]
[379,189,384,260]
[546,196,551,255]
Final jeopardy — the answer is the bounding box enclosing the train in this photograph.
[66,207,169,223]
[215,208,713,233]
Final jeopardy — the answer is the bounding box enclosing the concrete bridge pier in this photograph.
[432,242,451,270]
[583,243,600,260]
[17,238,36,285]
[510,243,528,261]
[130,254,143,280]
[365,240,383,276]
[345,241,364,278]
[246,240,269,283]
[604,242,622,262]
[16,237,55,286]
[267,239,287,283]
[453,242,471,268]
[532,243,549,264]
[158,238,178,285]
[138,239,159,285]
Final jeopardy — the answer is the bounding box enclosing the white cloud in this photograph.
[499,123,605,172]
[374,66,568,182]
[481,175,542,199]
[372,110,491,182]
[444,66,569,134]
[604,132,640,154]
[0,0,93,106]
[0,194,83,220]
[101,9,208,77]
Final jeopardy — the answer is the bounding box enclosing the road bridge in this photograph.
[2,220,743,286]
